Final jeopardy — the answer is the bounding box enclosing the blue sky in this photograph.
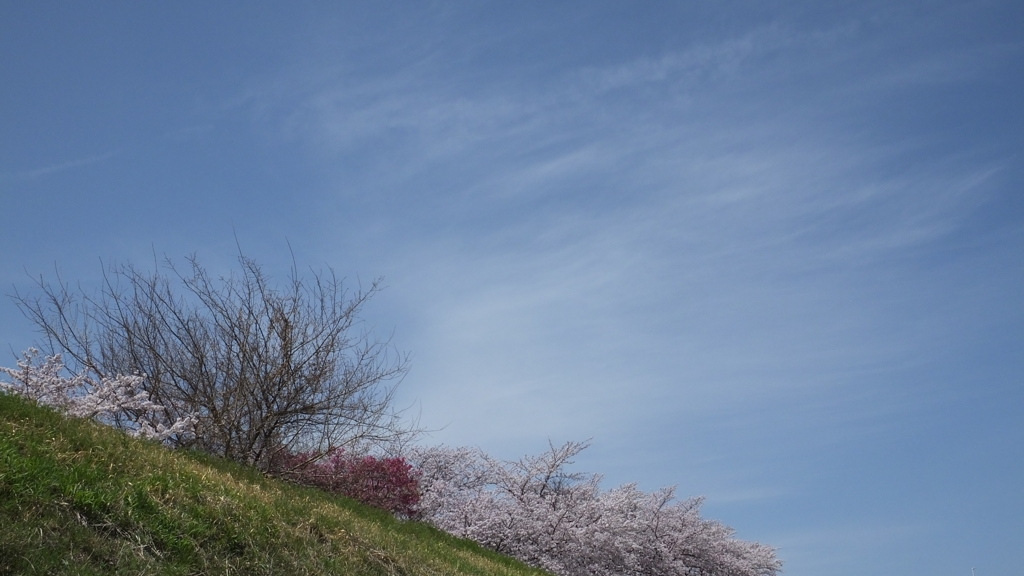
[2,2,1022,574]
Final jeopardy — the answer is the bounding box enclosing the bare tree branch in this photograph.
[10,252,414,470]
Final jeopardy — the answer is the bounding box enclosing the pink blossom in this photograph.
[408,441,781,576]
[1,349,195,442]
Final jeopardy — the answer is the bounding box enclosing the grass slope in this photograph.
[0,393,549,576]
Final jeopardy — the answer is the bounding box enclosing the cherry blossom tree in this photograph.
[0,348,195,442]
[409,441,782,576]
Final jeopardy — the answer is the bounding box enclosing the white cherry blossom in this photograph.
[409,441,781,576]
[1,348,195,442]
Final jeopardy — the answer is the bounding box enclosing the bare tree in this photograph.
[11,252,412,470]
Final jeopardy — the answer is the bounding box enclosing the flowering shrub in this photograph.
[273,449,421,518]
[0,348,195,442]
[409,441,782,576]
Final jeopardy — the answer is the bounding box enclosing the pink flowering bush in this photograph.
[408,441,782,576]
[0,348,195,442]
[272,448,421,518]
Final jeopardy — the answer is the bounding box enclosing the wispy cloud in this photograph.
[232,9,1015,460]
[17,150,121,180]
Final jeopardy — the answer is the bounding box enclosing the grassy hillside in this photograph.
[0,393,549,576]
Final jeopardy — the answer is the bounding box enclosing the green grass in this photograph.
[0,393,549,576]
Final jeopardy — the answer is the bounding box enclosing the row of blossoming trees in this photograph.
[2,253,781,576]
[409,442,781,576]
